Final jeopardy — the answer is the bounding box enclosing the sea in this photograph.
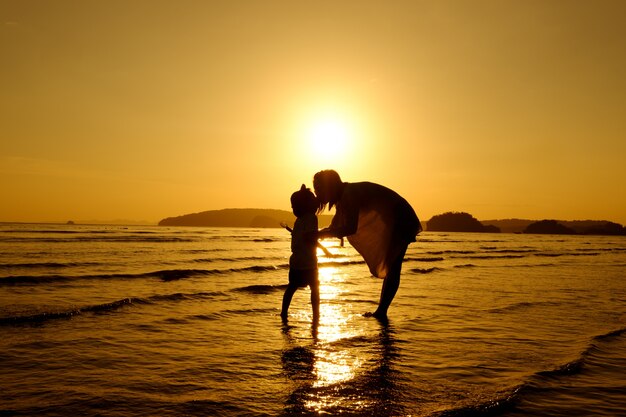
[1,224,625,417]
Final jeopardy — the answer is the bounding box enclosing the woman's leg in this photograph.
[373,244,408,318]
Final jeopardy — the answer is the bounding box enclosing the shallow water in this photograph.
[1,225,625,416]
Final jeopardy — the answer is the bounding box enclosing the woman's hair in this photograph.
[291,184,318,217]
[313,169,343,213]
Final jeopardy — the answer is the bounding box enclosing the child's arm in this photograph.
[282,221,332,257]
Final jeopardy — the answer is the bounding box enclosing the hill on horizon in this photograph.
[481,218,625,234]
[158,208,334,228]
[427,212,500,233]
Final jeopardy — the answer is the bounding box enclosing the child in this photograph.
[281,184,320,322]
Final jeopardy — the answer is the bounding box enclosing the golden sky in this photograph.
[1,1,625,224]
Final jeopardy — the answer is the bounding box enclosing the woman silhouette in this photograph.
[313,170,421,319]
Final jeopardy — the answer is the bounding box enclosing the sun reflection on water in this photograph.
[282,265,388,414]
[312,306,363,389]
[314,267,364,388]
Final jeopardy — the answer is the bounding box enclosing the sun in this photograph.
[306,117,352,163]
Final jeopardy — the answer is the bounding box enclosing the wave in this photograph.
[143,266,288,282]
[405,256,445,262]
[0,236,199,243]
[0,290,229,326]
[0,269,217,285]
[324,334,374,349]
[319,260,366,268]
[439,239,505,243]
[198,307,278,320]
[0,275,299,326]
[576,247,623,252]
[515,262,559,268]
[181,248,228,253]
[0,258,378,285]
[427,250,477,255]
[531,252,563,258]
[0,265,290,285]
[148,291,227,302]
[435,251,603,261]
[0,280,309,326]
[487,249,537,254]
[0,274,74,285]
[533,252,600,258]
[431,326,626,417]
[450,254,526,259]
[338,298,379,305]
[409,267,443,274]
[0,261,101,269]
[487,300,562,314]
[233,284,287,294]
[0,298,141,326]
[190,256,271,263]
[430,388,520,417]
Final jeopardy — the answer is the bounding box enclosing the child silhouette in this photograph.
[281,184,320,322]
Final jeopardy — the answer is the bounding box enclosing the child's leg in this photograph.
[309,269,320,321]
[281,284,298,319]
[310,280,320,321]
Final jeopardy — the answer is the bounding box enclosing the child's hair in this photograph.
[291,184,318,217]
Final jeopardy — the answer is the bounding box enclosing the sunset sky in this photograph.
[2,1,625,224]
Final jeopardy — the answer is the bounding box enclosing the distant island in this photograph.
[520,219,625,235]
[428,212,625,235]
[158,209,625,236]
[158,208,333,229]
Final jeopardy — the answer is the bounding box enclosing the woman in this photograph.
[314,170,421,319]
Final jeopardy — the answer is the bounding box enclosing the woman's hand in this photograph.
[317,228,333,240]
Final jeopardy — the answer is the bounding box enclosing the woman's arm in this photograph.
[317,227,336,240]
[319,190,359,239]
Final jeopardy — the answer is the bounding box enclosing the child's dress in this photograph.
[289,213,318,287]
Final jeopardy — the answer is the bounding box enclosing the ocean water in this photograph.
[1,224,625,417]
